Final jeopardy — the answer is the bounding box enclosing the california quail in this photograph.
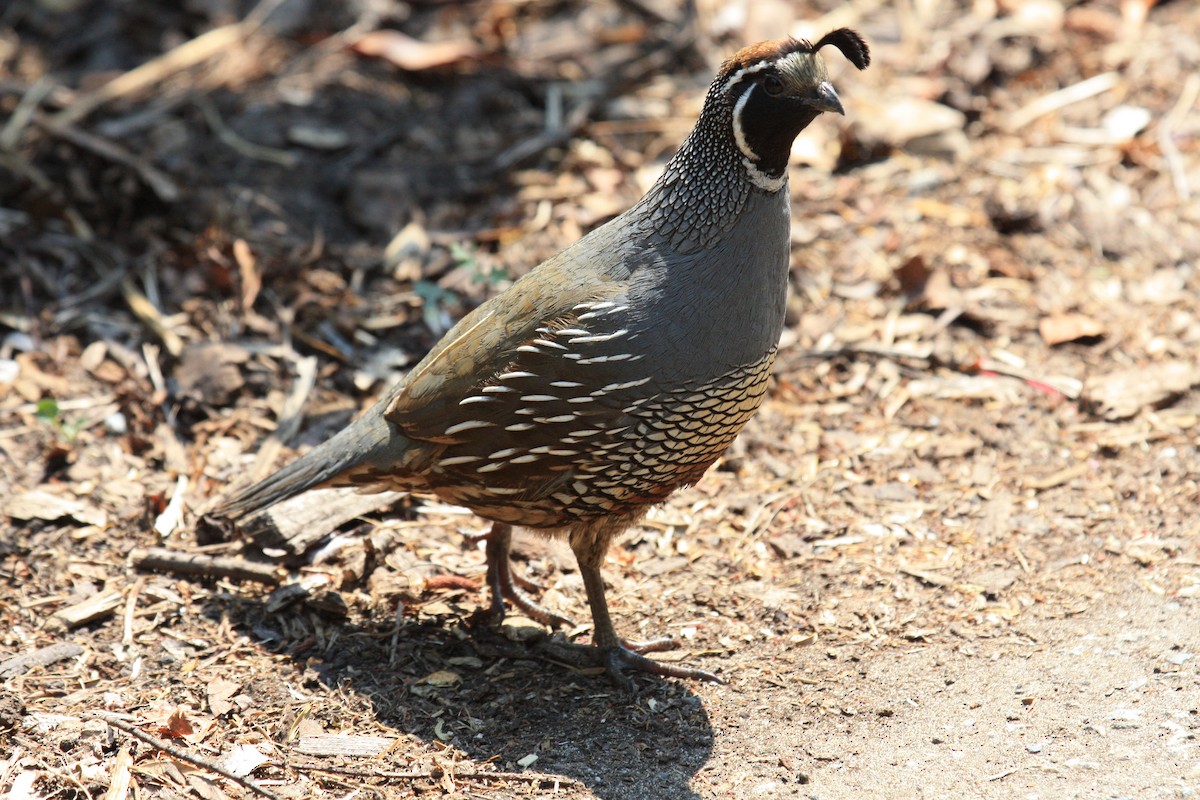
[214,31,870,686]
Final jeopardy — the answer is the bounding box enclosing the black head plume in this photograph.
[814,28,871,71]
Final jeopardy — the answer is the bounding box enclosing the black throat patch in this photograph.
[735,84,821,182]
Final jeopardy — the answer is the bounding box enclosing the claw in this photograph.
[602,645,725,690]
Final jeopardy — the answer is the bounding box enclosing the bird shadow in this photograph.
[206,590,714,800]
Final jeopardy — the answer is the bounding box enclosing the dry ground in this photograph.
[1,1,1198,798]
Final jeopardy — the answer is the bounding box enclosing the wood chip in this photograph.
[0,643,84,678]
[226,488,405,554]
[1024,463,1090,490]
[1039,313,1106,345]
[3,489,106,526]
[899,566,954,587]
[1083,361,1200,420]
[293,734,396,757]
[49,589,123,632]
[102,744,134,800]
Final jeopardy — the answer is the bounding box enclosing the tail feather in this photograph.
[213,405,401,518]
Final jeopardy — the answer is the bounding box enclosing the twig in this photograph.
[245,355,318,484]
[0,643,84,679]
[973,357,1083,400]
[52,24,245,126]
[91,712,282,800]
[0,77,55,150]
[781,344,1085,400]
[613,0,676,25]
[123,279,185,357]
[48,0,290,129]
[492,96,596,173]
[31,111,180,201]
[121,579,144,649]
[1006,72,1121,131]
[129,547,281,584]
[1158,72,1198,201]
[490,32,696,175]
[196,95,299,167]
[787,343,936,363]
[153,474,189,538]
[142,343,168,401]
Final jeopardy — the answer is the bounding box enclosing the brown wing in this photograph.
[383,251,628,444]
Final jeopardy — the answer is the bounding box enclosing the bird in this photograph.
[213,31,870,687]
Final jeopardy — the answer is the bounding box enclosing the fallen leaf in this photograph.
[233,239,261,311]
[894,254,931,296]
[159,706,194,739]
[221,743,270,777]
[1039,313,1106,345]
[174,342,248,406]
[206,677,241,716]
[418,669,462,687]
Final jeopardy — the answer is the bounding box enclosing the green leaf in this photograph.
[35,398,60,424]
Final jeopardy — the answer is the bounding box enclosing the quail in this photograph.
[214,31,870,686]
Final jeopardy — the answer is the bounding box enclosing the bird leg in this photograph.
[570,524,723,689]
[480,522,574,630]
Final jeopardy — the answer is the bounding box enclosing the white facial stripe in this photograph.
[719,57,775,95]
[723,50,812,192]
[744,157,786,193]
[732,83,758,161]
[720,49,811,94]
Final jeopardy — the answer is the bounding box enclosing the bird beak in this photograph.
[807,81,844,115]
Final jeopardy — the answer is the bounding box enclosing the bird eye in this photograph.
[762,74,784,96]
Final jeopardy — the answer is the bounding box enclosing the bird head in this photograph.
[712,29,870,190]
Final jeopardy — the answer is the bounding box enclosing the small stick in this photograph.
[32,112,180,201]
[1158,72,1198,201]
[0,642,84,679]
[0,77,55,150]
[91,712,282,800]
[129,547,281,584]
[244,355,318,484]
[196,95,298,167]
[123,280,184,356]
[1006,72,1121,131]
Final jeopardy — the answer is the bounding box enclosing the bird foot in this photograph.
[535,636,723,689]
[601,644,725,690]
[480,527,574,630]
[488,579,575,631]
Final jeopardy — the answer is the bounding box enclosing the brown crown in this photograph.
[720,29,870,78]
